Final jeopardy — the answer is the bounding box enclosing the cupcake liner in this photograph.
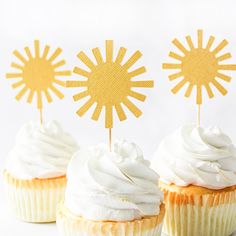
[160,182,236,236]
[56,202,165,236]
[3,170,67,223]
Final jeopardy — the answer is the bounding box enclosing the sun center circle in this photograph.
[88,62,130,105]
[182,48,218,85]
[22,58,54,90]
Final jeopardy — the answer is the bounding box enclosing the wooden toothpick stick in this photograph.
[109,128,112,152]
[40,108,43,125]
[197,104,201,127]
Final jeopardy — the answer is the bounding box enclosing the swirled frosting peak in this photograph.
[65,140,163,221]
[151,124,236,190]
[5,120,79,179]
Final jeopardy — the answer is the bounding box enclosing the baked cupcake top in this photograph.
[65,140,163,221]
[151,124,236,190]
[5,120,79,179]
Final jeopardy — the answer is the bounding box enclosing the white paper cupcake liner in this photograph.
[3,170,66,223]
[162,185,236,236]
[56,202,165,236]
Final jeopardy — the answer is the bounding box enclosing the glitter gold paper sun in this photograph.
[163,30,236,104]
[6,40,71,109]
[66,40,153,128]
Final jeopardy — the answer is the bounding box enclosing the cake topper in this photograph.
[6,40,71,123]
[163,29,236,125]
[66,40,153,150]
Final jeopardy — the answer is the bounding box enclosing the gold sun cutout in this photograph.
[163,29,236,104]
[6,40,71,109]
[66,40,153,128]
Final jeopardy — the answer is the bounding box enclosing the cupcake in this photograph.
[151,124,236,236]
[3,120,79,223]
[57,140,165,236]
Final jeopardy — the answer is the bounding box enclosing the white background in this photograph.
[0,0,236,235]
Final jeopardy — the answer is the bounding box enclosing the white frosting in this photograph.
[5,120,79,179]
[65,140,163,221]
[151,124,236,190]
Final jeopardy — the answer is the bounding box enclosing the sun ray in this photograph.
[171,78,187,94]
[53,78,65,86]
[44,90,52,103]
[105,105,113,128]
[34,40,40,58]
[77,51,95,70]
[6,73,23,79]
[186,36,194,50]
[106,40,113,62]
[212,40,228,55]
[128,67,146,78]
[128,90,146,101]
[54,70,71,76]
[92,47,103,65]
[198,30,203,48]
[15,86,28,100]
[163,63,182,69]
[91,103,103,121]
[172,39,188,55]
[73,67,90,78]
[185,83,193,97]
[168,71,183,81]
[205,36,215,50]
[7,41,70,109]
[123,98,142,117]
[48,48,62,63]
[211,79,227,95]
[196,85,202,104]
[27,90,34,103]
[123,51,142,70]
[169,51,183,61]
[50,85,64,99]
[37,90,42,109]
[204,84,214,98]
[67,41,153,128]
[12,80,24,88]
[218,64,236,70]
[115,47,126,64]
[13,50,27,64]
[216,72,231,82]
[73,90,89,101]
[53,60,66,68]
[66,81,88,87]
[24,47,33,60]
[163,30,236,104]
[115,103,126,121]
[130,80,154,87]
[76,98,94,116]
[42,45,50,59]
[11,62,23,70]
[217,53,231,62]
